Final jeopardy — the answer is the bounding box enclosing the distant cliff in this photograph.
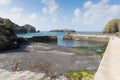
[21,24,36,33]
[0,17,36,34]
[103,19,120,34]
[50,29,76,32]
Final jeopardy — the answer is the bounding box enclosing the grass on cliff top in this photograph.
[67,70,93,80]
[74,45,107,57]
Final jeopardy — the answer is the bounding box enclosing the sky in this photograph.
[0,0,120,31]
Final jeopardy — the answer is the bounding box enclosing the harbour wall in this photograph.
[63,34,112,42]
[18,36,57,43]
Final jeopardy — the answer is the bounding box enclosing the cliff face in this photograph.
[0,17,37,51]
[0,17,19,33]
[0,17,36,34]
[0,25,18,51]
[22,24,36,33]
[103,19,120,33]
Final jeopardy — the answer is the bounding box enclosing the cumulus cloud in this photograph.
[52,18,56,23]
[73,0,120,26]
[0,7,40,28]
[84,1,92,8]
[85,0,120,22]
[73,8,81,22]
[41,0,59,16]
[28,13,37,20]
[1,0,120,31]
[10,7,23,13]
[100,0,109,4]
[0,0,11,5]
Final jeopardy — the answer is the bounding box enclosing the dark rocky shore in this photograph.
[0,43,101,78]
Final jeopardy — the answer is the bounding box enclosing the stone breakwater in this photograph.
[63,34,112,42]
[27,36,57,43]
[18,36,57,43]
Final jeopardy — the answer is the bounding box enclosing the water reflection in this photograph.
[56,32,107,47]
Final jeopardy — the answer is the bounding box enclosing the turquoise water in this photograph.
[17,31,106,47]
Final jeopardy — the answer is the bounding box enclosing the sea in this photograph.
[17,31,106,47]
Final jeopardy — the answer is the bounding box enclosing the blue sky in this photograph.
[0,0,120,31]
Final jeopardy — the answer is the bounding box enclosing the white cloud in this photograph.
[42,7,48,14]
[100,0,108,4]
[28,13,37,20]
[52,18,56,23]
[84,1,92,8]
[74,8,81,17]
[106,5,120,17]
[73,8,81,22]
[0,0,120,31]
[10,7,23,13]
[0,7,39,27]
[73,0,120,31]
[41,0,59,16]
[0,0,11,5]
[84,0,120,22]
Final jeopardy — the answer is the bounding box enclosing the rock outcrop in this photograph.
[22,24,36,33]
[50,29,76,32]
[0,17,36,34]
[103,19,120,34]
[0,25,18,51]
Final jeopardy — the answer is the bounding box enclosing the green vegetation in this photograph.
[67,71,93,80]
[75,45,107,57]
[103,19,120,33]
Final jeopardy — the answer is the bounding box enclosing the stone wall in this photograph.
[18,36,57,43]
[63,34,111,42]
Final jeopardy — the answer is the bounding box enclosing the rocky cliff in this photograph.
[103,19,120,34]
[0,25,18,51]
[0,17,36,34]
[22,24,36,33]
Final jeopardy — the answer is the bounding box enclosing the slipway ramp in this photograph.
[94,37,120,80]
